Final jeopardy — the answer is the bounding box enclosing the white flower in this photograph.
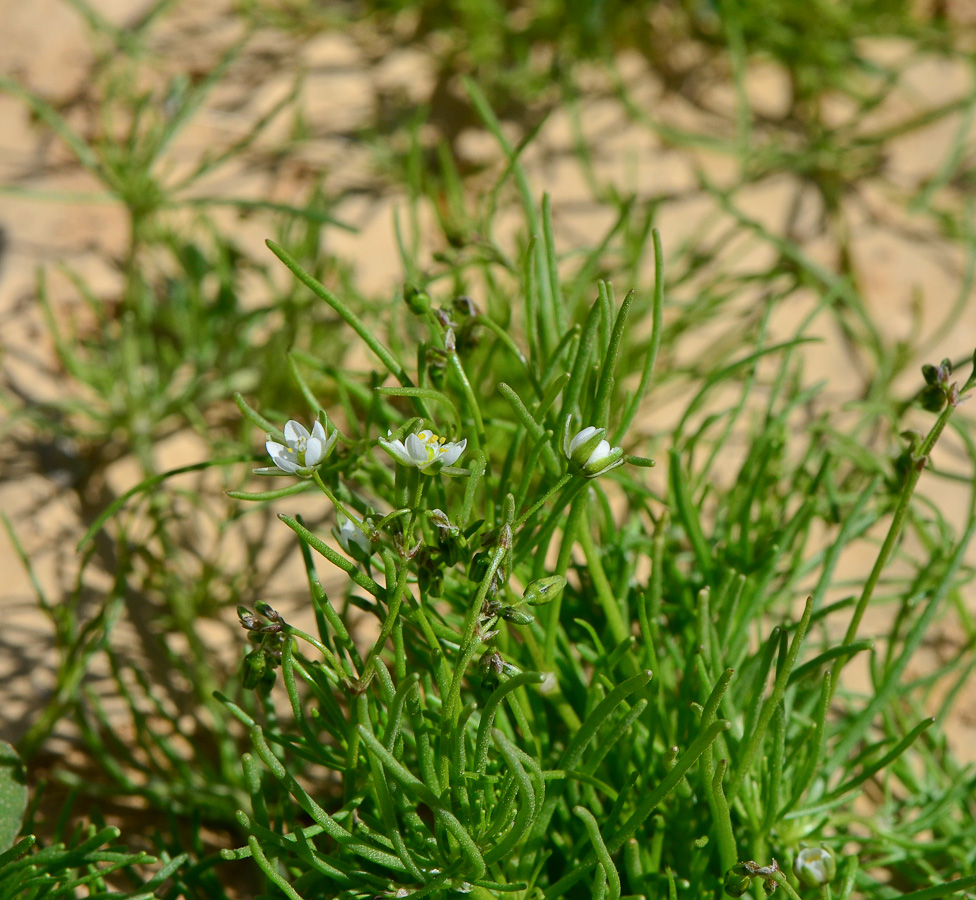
[265,419,337,476]
[378,428,466,473]
[563,423,624,477]
[334,513,372,561]
[793,847,836,888]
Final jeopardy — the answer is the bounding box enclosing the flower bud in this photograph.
[922,358,952,385]
[793,847,836,888]
[429,509,466,565]
[478,649,504,692]
[241,650,267,690]
[565,425,606,466]
[453,295,478,318]
[334,514,372,563]
[468,552,490,583]
[580,443,625,477]
[500,606,535,624]
[920,385,946,412]
[427,508,453,533]
[255,601,280,621]
[404,285,431,315]
[523,575,566,607]
[724,864,753,898]
[563,424,625,478]
[920,358,955,412]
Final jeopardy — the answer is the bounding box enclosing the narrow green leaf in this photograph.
[0,743,27,852]
[278,514,382,597]
[474,673,545,774]
[267,239,410,386]
[376,386,461,434]
[226,482,312,501]
[575,806,621,900]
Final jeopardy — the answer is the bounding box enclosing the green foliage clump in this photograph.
[220,171,976,896]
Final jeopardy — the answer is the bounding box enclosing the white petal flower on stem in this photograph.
[265,419,337,476]
[334,513,372,561]
[379,428,466,473]
[563,423,624,478]
[793,848,837,888]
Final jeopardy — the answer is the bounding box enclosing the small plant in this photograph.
[219,210,976,898]
[0,740,188,900]
[5,4,976,899]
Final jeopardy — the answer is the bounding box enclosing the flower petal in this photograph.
[322,430,339,459]
[271,454,301,474]
[585,440,611,467]
[304,436,325,466]
[284,420,309,443]
[568,426,599,457]
[337,515,371,557]
[404,432,429,465]
[439,439,466,467]
[311,420,327,443]
[379,437,412,466]
[267,440,301,473]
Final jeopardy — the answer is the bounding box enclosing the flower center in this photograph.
[283,436,308,465]
[420,432,447,461]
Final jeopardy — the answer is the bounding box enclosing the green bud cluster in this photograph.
[237,603,285,691]
[920,358,956,412]
[724,863,753,897]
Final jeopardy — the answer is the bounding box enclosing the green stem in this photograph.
[577,508,630,649]
[516,473,572,528]
[360,552,413,682]
[710,758,737,876]
[543,720,730,897]
[728,598,812,799]
[445,542,509,722]
[471,314,542,397]
[543,492,587,664]
[769,870,805,900]
[520,625,583,732]
[278,514,382,597]
[405,469,427,540]
[449,351,488,456]
[896,873,976,900]
[267,239,411,387]
[282,624,341,674]
[312,471,357,521]
[521,478,589,574]
[843,392,963,648]
[409,589,453,697]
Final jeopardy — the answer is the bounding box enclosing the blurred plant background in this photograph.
[1,0,976,897]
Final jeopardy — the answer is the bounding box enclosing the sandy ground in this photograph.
[2,0,976,815]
